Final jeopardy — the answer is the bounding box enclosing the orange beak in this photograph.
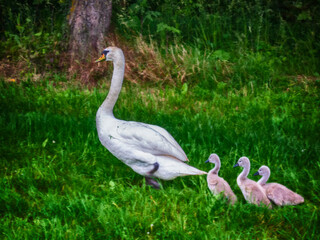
[95,53,106,63]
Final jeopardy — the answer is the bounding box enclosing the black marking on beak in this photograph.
[102,50,109,56]
[253,171,260,176]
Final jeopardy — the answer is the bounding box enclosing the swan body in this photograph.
[206,154,237,204]
[254,165,304,206]
[233,157,272,208]
[95,47,206,187]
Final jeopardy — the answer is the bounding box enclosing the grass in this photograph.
[1,0,319,238]
[0,66,319,239]
[117,1,320,75]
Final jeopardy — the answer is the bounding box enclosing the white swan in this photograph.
[254,165,304,206]
[206,154,237,204]
[95,47,206,188]
[233,157,272,208]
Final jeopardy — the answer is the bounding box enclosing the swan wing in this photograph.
[140,123,188,161]
[116,121,188,162]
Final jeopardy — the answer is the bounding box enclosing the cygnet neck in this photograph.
[258,169,270,185]
[238,161,250,181]
[209,160,220,175]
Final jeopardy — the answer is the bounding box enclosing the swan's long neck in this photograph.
[258,169,270,185]
[209,160,220,175]
[238,162,250,181]
[100,56,125,116]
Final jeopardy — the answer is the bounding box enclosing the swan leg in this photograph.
[145,176,160,189]
[145,162,160,189]
[148,162,159,175]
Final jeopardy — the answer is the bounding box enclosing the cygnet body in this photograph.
[254,165,304,206]
[206,154,237,204]
[233,157,272,209]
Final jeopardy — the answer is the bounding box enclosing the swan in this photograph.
[254,165,304,206]
[233,157,272,208]
[95,47,207,189]
[206,153,237,204]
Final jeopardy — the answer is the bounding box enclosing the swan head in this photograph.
[233,156,250,168]
[95,47,123,63]
[205,153,220,164]
[253,165,270,176]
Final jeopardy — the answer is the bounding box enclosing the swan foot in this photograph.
[148,162,159,175]
[145,176,160,189]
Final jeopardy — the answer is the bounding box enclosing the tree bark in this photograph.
[68,0,112,63]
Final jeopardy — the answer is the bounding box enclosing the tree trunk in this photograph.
[68,0,112,63]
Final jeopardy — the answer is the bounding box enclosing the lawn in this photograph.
[0,73,319,239]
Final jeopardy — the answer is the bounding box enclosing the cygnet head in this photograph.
[205,153,220,164]
[253,165,270,176]
[95,47,123,62]
[233,156,250,168]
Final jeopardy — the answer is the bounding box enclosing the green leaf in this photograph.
[181,83,188,95]
[42,138,48,148]
[156,23,181,34]
[109,181,115,190]
[297,11,312,21]
[212,50,230,61]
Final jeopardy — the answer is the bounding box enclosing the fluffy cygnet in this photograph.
[233,157,272,209]
[206,154,237,205]
[254,165,304,206]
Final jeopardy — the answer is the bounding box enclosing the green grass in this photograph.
[0,72,319,239]
[116,1,320,75]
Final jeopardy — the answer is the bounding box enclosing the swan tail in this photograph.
[174,164,207,176]
[185,166,207,175]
